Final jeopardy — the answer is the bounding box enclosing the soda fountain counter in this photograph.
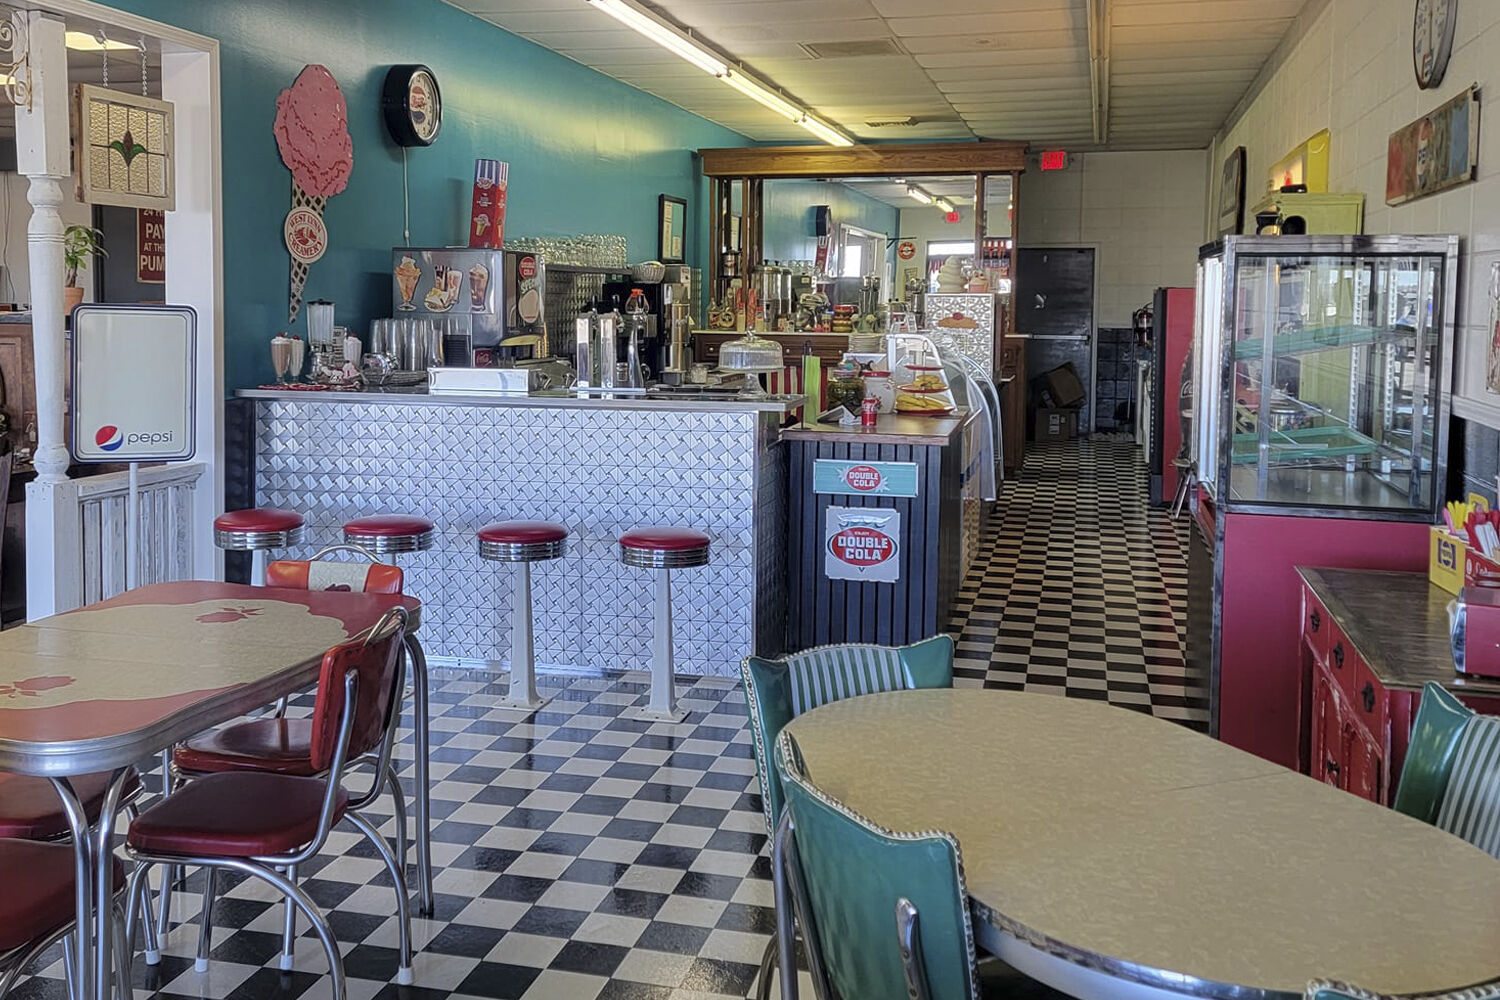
[1183,235,1458,770]
[227,389,800,677]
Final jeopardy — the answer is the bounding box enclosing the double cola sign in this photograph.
[824,507,901,583]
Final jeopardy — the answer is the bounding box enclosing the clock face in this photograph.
[408,70,440,143]
[1414,0,1457,89]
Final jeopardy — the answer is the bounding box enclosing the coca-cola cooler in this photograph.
[1149,286,1194,506]
[391,247,547,365]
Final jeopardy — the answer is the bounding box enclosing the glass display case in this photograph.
[1192,235,1457,519]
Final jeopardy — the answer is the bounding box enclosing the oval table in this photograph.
[780,689,1500,1000]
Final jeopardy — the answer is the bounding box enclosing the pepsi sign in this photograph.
[71,304,197,463]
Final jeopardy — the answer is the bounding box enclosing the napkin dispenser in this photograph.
[428,367,537,395]
[1449,584,1500,679]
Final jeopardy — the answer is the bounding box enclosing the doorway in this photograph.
[1016,246,1095,435]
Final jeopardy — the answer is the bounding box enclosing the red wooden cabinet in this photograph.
[1302,588,1390,804]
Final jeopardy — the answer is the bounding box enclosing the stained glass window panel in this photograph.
[73,85,175,211]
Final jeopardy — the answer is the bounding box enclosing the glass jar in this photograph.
[827,370,864,412]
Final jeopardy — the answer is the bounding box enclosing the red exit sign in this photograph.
[1040,149,1067,170]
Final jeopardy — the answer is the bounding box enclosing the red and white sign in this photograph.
[283,207,327,264]
[1040,149,1067,170]
[897,240,916,260]
[843,464,884,492]
[518,255,538,280]
[824,506,901,582]
[137,209,165,284]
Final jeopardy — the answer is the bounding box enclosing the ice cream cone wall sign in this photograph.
[273,65,353,322]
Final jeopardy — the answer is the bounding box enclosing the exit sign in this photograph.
[1040,150,1067,170]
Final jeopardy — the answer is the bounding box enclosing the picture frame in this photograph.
[659,194,686,264]
[1217,145,1245,236]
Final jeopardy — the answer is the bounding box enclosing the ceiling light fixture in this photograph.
[906,186,933,205]
[586,0,855,146]
[64,30,138,52]
[799,114,854,147]
[720,69,803,123]
[584,0,726,76]
[934,197,955,213]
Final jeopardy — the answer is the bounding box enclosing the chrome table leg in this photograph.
[404,633,434,916]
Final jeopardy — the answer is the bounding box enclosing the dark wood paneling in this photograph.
[786,436,963,651]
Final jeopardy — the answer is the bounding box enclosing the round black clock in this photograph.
[382,64,442,146]
[1413,0,1457,89]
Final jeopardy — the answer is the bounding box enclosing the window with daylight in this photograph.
[74,84,176,211]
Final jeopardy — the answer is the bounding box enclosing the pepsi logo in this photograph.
[95,425,123,452]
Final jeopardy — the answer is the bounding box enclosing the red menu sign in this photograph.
[137,209,165,284]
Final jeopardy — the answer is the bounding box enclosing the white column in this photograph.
[20,12,78,618]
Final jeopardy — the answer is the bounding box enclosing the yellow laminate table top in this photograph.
[781,688,1500,998]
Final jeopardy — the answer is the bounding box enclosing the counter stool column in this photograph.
[213,508,305,585]
[478,521,569,710]
[618,527,710,723]
[341,512,437,916]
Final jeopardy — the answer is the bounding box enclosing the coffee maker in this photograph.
[601,265,695,381]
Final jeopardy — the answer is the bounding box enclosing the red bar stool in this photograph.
[478,521,568,710]
[213,508,305,585]
[342,515,435,557]
[618,527,710,722]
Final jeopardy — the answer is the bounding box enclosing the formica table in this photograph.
[781,689,1500,1000]
[0,582,423,1000]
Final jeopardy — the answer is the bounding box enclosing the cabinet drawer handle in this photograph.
[1309,609,1320,632]
[1332,643,1344,669]
[1362,682,1376,714]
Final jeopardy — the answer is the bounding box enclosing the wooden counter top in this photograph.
[780,409,971,446]
[1297,567,1500,696]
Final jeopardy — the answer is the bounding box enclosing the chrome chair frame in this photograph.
[127,609,414,996]
[0,897,133,1000]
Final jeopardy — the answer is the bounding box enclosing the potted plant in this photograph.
[63,225,105,313]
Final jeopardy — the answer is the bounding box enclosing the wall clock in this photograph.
[382,64,442,146]
[1413,0,1457,89]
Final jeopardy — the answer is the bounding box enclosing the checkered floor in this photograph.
[949,440,1208,729]
[10,438,1198,1000]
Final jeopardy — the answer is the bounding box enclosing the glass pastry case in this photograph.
[1192,235,1457,520]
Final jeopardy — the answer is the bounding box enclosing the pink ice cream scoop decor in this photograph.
[274,64,354,321]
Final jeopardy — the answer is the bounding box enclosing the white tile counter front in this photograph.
[238,389,795,677]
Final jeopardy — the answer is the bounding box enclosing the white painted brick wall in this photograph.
[1209,0,1500,427]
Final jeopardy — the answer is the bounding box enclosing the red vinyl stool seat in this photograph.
[173,720,318,778]
[619,526,710,569]
[343,515,435,555]
[127,772,348,859]
[618,527,712,721]
[477,521,569,709]
[477,520,568,563]
[0,769,142,841]
[0,839,125,952]
[213,508,305,550]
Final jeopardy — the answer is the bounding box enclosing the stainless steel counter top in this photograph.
[237,386,804,413]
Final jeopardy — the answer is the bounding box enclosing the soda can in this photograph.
[861,397,878,426]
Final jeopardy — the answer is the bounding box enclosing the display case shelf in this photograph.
[1232,323,1401,360]
[1230,425,1379,464]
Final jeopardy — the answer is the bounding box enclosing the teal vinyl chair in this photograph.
[741,636,954,1000]
[1307,979,1500,1000]
[777,728,979,1000]
[1393,682,1500,858]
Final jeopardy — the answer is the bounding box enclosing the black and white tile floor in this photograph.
[11,440,1200,1000]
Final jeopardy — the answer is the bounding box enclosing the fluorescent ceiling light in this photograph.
[65,31,138,51]
[906,186,933,205]
[800,115,854,147]
[585,0,854,146]
[934,198,955,213]
[720,70,803,123]
[585,0,726,76]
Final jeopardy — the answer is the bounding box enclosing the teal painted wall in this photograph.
[98,0,748,388]
[761,180,899,262]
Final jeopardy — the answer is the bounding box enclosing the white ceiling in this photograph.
[449,0,1308,149]
[834,174,1012,209]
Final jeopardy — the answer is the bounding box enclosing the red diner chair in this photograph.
[155,548,412,978]
[0,839,132,999]
[123,608,413,997]
[0,769,164,962]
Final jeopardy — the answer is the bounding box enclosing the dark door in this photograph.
[93,205,166,304]
[1015,247,1094,434]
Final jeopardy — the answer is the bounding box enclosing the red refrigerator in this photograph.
[1149,286,1194,506]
